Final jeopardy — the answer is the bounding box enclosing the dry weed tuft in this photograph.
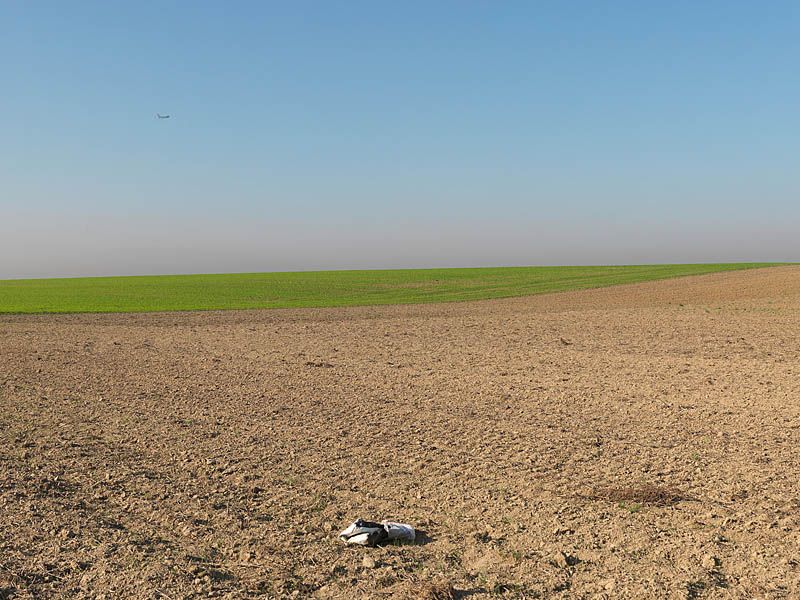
[592,484,684,506]
[409,581,456,600]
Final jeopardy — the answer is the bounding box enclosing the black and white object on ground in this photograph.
[338,519,416,546]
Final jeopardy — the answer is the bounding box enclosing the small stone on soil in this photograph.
[362,555,377,569]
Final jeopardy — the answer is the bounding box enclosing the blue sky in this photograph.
[2,1,799,277]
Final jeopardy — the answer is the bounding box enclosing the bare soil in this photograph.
[2,266,800,599]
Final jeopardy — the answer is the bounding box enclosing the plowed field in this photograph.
[2,266,799,598]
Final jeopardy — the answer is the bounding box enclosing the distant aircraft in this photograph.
[155,113,171,119]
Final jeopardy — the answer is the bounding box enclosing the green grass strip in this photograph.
[0,263,785,314]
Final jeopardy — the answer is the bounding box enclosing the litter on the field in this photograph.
[338,518,416,546]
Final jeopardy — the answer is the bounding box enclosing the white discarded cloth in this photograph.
[338,518,416,546]
[383,521,416,542]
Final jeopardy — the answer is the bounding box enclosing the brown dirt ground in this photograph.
[2,266,800,599]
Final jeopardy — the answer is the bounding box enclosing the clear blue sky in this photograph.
[2,1,798,278]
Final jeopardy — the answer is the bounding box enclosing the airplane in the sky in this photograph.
[155,113,171,119]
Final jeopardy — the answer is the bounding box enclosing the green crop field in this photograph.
[0,263,784,314]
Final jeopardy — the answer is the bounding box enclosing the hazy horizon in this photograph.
[3,2,799,279]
